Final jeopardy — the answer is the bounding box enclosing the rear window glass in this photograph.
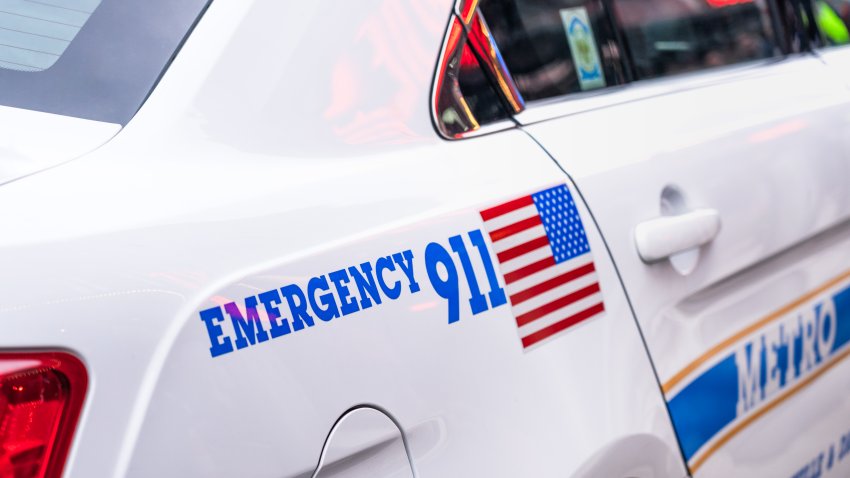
[0,0,101,72]
[0,0,211,124]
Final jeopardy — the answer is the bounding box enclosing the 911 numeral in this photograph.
[425,229,506,324]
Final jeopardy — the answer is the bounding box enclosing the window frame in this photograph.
[512,54,793,126]
[503,0,814,125]
[434,0,811,138]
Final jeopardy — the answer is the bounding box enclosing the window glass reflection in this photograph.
[812,0,850,46]
[613,0,779,80]
[480,0,626,102]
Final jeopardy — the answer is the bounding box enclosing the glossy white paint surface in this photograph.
[524,54,850,476]
[817,45,850,88]
[0,0,684,477]
[0,105,119,185]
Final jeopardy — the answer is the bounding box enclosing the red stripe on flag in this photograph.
[496,236,549,263]
[480,195,534,221]
[516,283,600,327]
[504,256,555,285]
[510,262,596,305]
[489,215,542,242]
[521,302,605,348]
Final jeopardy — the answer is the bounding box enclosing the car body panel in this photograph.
[0,0,685,476]
[523,53,850,476]
[3,0,848,476]
[0,106,119,185]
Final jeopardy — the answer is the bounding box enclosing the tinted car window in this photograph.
[457,42,511,124]
[613,0,779,80]
[0,0,211,124]
[811,0,850,46]
[480,0,627,102]
[0,0,102,72]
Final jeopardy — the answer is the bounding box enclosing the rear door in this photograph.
[476,0,850,476]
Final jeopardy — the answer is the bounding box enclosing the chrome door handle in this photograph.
[634,209,721,263]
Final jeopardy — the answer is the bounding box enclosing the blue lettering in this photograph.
[425,242,460,324]
[348,262,383,309]
[469,229,507,309]
[449,234,487,315]
[840,430,850,460]
[827,445,834,470]
[328,269,360,315]
[280,284,315,331]
[393,250,420,293]
[258,289,291,338]
[224,297,271,350]
[199,306,234,358]
[376,256,401,299]
[308,275,340,322]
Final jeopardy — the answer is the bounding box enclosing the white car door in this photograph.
[0,1,686,477]
[475,0,850,476]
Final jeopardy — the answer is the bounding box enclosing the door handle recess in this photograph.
[634,208,721,263]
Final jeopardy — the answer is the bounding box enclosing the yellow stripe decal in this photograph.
[663,268,850,394]
[690,345,850,472]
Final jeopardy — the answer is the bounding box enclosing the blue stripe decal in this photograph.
[667,283,850,462]
[831,286,850,353]
[669,355,737,460]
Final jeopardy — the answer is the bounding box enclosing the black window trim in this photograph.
[501,0,814,124]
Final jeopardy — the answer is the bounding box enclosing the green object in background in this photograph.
[817,1,850,45]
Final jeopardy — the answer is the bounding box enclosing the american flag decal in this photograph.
[480,185,605,350]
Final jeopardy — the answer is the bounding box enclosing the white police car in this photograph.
[0,0,849,476]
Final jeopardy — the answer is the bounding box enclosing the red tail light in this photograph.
[431,1,525,139]
[0,352,88,478]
